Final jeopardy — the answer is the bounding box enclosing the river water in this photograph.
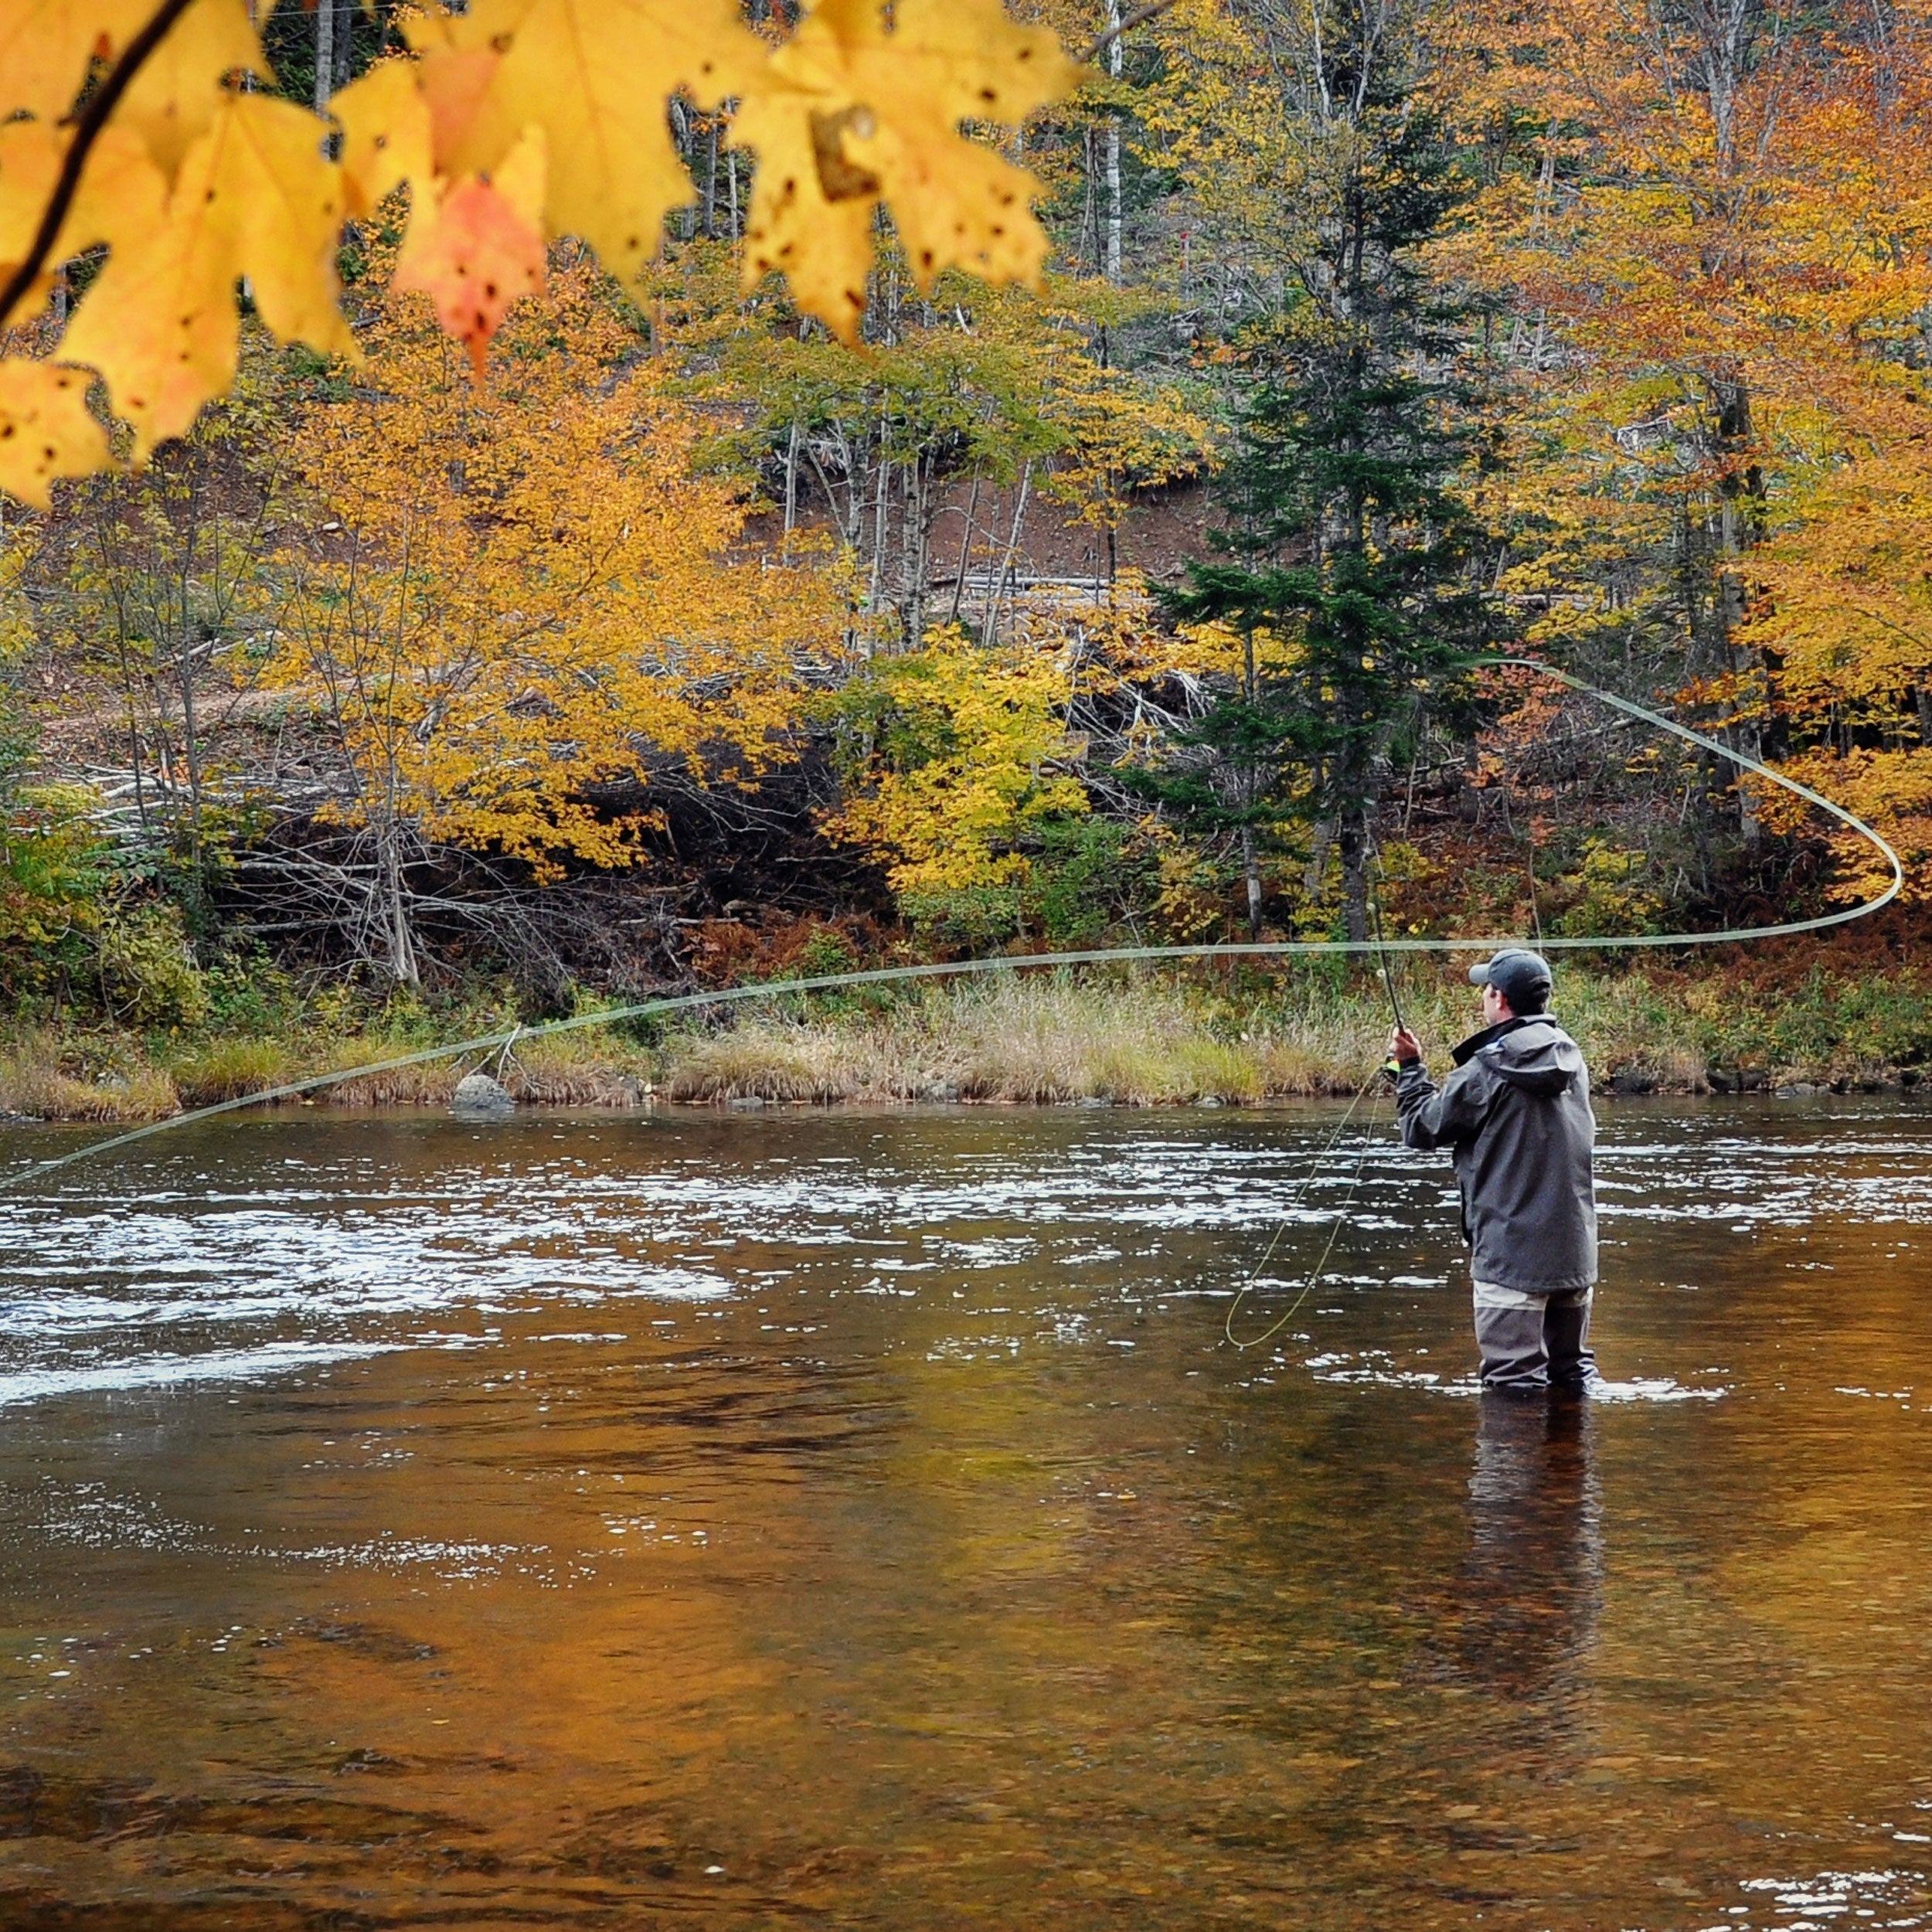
[0,1097,1927,1929]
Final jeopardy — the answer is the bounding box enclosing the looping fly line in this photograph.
[2,658,1903,1196]
[1222,1067,1389,1352]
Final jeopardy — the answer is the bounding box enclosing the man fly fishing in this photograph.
[1386,948,1603,1395]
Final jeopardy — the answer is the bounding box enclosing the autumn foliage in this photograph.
[9,0,1932,1025]
[267,264,844,973]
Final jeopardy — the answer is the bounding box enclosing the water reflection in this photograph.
[0,1099,1927,1928]
[1440,1396,1601,1717]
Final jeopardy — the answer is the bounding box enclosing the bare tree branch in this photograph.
[0,0,202,329]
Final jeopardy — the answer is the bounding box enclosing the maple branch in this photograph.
[1081,0,1180,64]
[0,0,201,331]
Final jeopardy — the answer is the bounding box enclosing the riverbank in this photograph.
[5,951,1930,1124]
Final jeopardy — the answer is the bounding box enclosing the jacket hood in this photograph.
[1452,1016,1583,1097]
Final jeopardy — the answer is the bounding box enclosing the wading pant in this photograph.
[1471,1281,1600,1393]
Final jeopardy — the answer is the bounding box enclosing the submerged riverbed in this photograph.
[0,1099,1927,1929]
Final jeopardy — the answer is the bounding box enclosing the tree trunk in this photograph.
[947,467,983,624]
[900,457,927,643]
[868,451,890,617]
[1080,128,1098,273]
[1712,373,1766,845]
[1337,809,1370,946]
[1104,0,1123,284]
[1303,813,1334,903]
[175,502,206,882]
[115,634,148,835]
[379,823,419,985]
[988,461,1032,647]
[1241,824,1262,940]
[313,0,334,113]
[670,101,694,239]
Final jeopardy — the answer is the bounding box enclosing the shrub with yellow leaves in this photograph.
[267,264,845,981]
[822,624,1087,933]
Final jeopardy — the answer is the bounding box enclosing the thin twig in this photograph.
[1081,0,1179,63]
[0,0,202,329]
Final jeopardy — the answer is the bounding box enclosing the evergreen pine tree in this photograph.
[1143,5,1499,943]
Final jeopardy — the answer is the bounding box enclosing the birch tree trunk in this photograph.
[948,468,983,624]
[988,461,1032,647]
[1241,825,1262,939]
[313,0,334,114]
[1104,0,1123,284]
[378,820,420,986]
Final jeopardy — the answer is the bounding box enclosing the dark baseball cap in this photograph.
[1468,947,1553,1005]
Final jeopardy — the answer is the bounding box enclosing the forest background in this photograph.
[6,0,1932,1117]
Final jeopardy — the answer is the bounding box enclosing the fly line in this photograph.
[1,658,1903,1196]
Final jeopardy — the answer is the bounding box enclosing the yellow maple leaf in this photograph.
[60,93,353,455]
[404,0,539,63]
[401,0,531,169]
[734,0,1077,342]
[60,121,171,254]
[393,125,548,377]
[0,124,63,287]
[732,87,875,340]
[417,51,507,175]
[333,58,434,219]
[118,0,265,181]
[444,0,769,288]
[0,359,109,509]
[0,0,152,121]
[1,122,169,325]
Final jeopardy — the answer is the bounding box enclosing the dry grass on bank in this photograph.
[161,1027,658,1112]
[0,1035,182,1122]
[2,956,1920,1123]
[504,1029,654,1105]
[165,1035,459,1109]
[170,1036,299,1104]
[665,1020,895,1104]
[659,970,1701,1107]
[662,978,1268,1105]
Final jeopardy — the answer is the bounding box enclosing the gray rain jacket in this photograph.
[1394,1016,1597,1293]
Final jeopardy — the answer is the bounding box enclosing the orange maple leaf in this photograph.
[393,128,548,378]
[733,0,1077,342]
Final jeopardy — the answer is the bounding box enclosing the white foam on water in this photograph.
[0,1104,1910,1406]
[0,1340,404,1406]
[1588,1376,1726,1403]
[1726,1866,1930,1929]
[1295,1350,1726,1402]
[269,1536,541,1578]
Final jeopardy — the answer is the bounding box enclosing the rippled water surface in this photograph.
[1,1097,1929,1929]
